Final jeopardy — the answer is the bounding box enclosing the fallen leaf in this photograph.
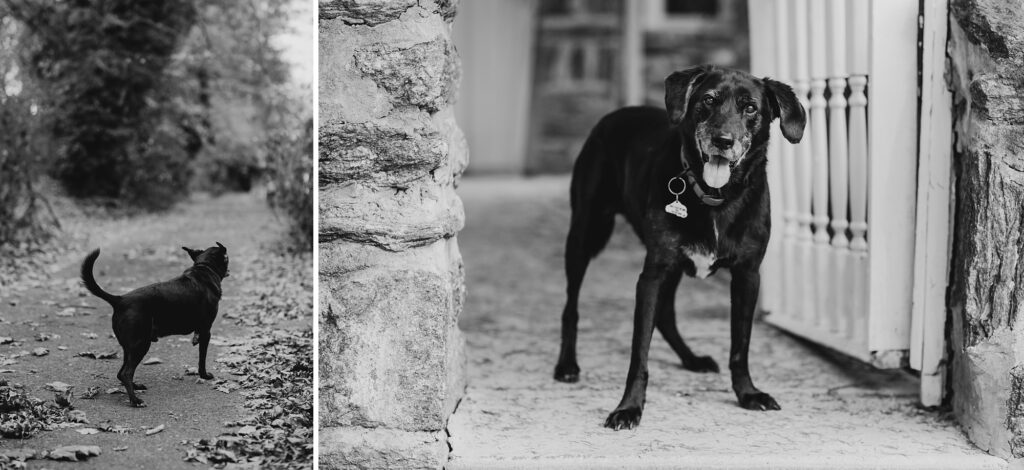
[0,336,13,344]
[46,445,101,462]
[45,381,72,393]
[56,307,75,317]
[106,387,123,394]
[142,357,163,365]
[145,424,165,435]
[235,425,257,435]
[75,428,100,435]
[215,386,231,394]
[113,446,128,451]
[81,333,98,339]
[0,447,38,461]
[58,346,68,351]
[55,389,74,408]
[77,351,118,360]
[68,410,89,423]
[80,386,100,399]
[31,347,48,356]
[0,369,14,373]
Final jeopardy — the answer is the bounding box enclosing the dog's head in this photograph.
[182,242,230,278]
[665,65,806,189]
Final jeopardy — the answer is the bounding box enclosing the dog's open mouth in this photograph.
[697,140,742,189]
[702,154,733,189]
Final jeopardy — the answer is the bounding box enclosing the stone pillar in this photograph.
[317,1,467,468]
[946,0,1024,460]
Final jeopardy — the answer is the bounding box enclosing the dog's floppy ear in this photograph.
[665,65,711,125]
[763,78,807,143]
[182,247,202,261]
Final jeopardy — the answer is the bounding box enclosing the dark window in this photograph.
[540,0,571,14]
[665,0,718,15]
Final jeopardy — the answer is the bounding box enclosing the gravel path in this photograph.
[448,176,1003,469]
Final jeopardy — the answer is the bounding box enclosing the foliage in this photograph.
[265,120,314,251]
[186,329,313,468]
[0,14,53,244]
[7,0,197,209]
[175,0,308,194]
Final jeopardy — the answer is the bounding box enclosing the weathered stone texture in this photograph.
[319,0,466,467]
[354,38,459,113]
[948,0,1024,459]
[319,427,448,470]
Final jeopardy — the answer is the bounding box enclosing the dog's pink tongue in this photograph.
[704,157,731,188]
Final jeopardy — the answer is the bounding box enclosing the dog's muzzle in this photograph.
[697,139,747,189]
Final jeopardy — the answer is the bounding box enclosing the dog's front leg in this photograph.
[197,331,214,380]
[604,258,678,430]
[729,268,779,410]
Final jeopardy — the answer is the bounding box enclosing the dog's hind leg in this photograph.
[118,341,151,407]
[656,275,720,373]
[554,165,617,383]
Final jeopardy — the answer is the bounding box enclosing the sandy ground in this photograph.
[0,192,311,469]
[447,176,1005,469]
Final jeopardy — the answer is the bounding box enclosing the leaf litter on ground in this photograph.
[186,328,312,469]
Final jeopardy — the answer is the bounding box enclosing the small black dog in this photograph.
[81,243,230,407]
[554,65,806,429]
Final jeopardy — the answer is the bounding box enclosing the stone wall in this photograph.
[947,0,1024,459]
[318,0,467,468]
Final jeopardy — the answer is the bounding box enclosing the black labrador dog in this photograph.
[81,243,230,407]
[553,65,806,430]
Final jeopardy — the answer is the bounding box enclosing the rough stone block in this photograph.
[319,117,448,186]
[319,426,447,470]
[354,37,459,113]
[318,243,465,431]
[319,0,418,24]
[319,180,464,251]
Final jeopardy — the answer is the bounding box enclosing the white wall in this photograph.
[453,0,537,174]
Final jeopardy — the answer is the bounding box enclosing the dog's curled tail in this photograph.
[81,249,120,306]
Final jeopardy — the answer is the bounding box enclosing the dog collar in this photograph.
[677,153,725,207]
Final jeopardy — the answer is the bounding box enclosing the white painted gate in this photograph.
[748,0,952,406]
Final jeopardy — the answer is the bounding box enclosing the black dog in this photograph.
[554,65,806,429]
[81,243,230,407]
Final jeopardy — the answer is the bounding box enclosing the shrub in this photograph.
[265,119,313,251]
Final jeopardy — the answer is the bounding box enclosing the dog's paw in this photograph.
[604,407,642,430]
[199,372,214,380]
[133,383,147,390]
[682,355,720,373]
[738,392,780,411]
[553,362,580,383]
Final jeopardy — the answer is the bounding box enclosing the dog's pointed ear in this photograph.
[763,78,807,143]
[665,65,711,125]
[216,242,225,250]
[182,247,202,261]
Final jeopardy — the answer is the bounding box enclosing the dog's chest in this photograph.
[682,220,719,279]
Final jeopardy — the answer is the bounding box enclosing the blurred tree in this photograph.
[5,0,197,209]
[0,12,54,243]
[174,0,307,193]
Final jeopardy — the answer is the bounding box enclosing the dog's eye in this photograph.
[744,104,757,114]
[702,96,715,106]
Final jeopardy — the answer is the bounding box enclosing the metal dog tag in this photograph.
[665,175,688,218]
[665,200,688,218]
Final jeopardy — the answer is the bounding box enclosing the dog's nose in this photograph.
[711,135,735,150]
